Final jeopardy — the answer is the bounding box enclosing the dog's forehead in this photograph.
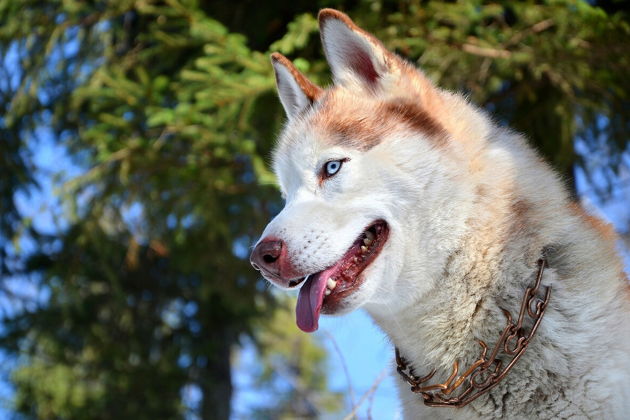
[279,88,445,153]
[311,90,386,151]
[273,90,362,153]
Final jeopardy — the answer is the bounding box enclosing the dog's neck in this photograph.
[396,258,550,407]
[368,180,547,381]
[369,248,519,375]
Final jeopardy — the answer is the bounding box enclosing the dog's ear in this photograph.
[318,9,400,91]
[271,52,322,119]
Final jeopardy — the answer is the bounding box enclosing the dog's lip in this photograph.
[320,220,389,312]
[288,219,389,301]
[289,219,388,320]
[294,219,389,332]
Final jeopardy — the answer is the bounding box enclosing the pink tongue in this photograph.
[296,266,337,332]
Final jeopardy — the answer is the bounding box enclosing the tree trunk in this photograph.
[200,332,233,420]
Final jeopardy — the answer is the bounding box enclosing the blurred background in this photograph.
[0,0,629,419]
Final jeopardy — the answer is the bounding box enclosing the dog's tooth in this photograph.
[327,278,337,289]
[361,245,368,253]
[363,237,373,246]
[325,289,331,296]
[365,231,375,241]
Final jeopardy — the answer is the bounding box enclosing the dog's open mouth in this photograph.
[293,220,389,332]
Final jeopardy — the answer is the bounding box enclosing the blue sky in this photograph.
[232,310,401,419]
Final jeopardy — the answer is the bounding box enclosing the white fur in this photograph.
[320,18,386,87]
[272,60,311,119]
[256,9,630,419]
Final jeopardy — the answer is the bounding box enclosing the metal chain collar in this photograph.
[395,258,551,408]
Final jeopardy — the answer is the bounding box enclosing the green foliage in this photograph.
[1,1,324,418]
[12,359,106,419]
[6,226,190,419]
[0,0,628,419]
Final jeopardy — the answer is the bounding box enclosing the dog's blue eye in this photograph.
[325,160,342,176]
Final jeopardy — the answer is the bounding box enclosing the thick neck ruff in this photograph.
[395,259,551,408]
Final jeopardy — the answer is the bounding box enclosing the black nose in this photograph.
[250,239,284,275]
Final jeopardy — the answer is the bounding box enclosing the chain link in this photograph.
[395,259,551,408]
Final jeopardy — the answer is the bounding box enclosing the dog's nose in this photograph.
[250,238,284,276]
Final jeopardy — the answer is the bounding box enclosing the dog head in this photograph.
[251,9,481,332]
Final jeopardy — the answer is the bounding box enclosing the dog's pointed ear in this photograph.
[319,9,400,90]
[271,52,322,119]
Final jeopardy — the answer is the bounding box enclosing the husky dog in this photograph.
[250,9,630,419]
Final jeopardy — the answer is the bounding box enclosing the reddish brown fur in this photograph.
[270,9,450,152]
[568,202,617,243]
[510,199,531,235]
[318,9,392,62]
[568,202,629,292]
[313,92,447,151]
[379,100,446,145]
[271,52,323,103]
[317,9,490,154]
[348,44,380,85]
[319,9,407,91]
[325,115,384,151]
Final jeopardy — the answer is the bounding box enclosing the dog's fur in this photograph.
[254,9,630,419]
